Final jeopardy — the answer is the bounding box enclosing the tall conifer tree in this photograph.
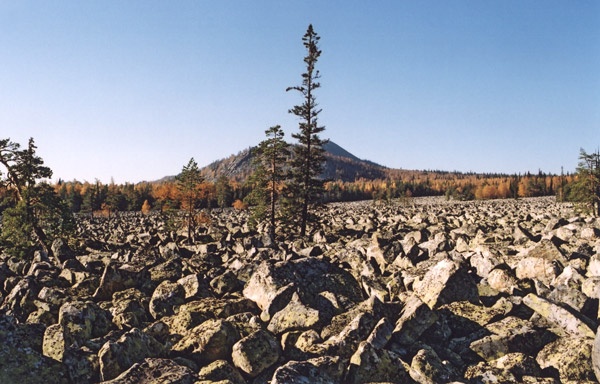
[285,24,327,237]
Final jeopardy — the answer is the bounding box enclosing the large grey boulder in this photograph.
[100,358,199,384]
[232,329,281,377]
[243,257,363,321]
[171,319,240,364]
[98,328,165,381]
[412,258,478,309]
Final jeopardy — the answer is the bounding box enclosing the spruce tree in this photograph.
[285,24,327,237]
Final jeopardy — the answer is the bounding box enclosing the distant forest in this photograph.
[0,170,573,217]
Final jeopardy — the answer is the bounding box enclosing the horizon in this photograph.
[2,1,599,183]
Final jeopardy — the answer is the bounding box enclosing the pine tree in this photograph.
[176,158,204,242]
[0,138,74,258]
[246,125,289,238]
[285,24,327,237]
[571,148,600,216]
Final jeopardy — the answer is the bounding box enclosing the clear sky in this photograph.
[1,1,599,183]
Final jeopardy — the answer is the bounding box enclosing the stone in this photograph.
[409,345,458,383]
[98,328,165,381]
[100,358,199,383]
[346,341,412,384]
[470,316,556,361]
[272,356,346,384]
[148,280,185,319]
[267,292,322,335]
[413,258,478,309]
[171,319,240,364]
[392,294,438,346]
[0,315,69,384]
[537,337,595,382]
[523,293,595,338]
[231,329,281,377]
[198,360,246,384]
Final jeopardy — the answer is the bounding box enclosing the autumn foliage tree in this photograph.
[285,24,327,237]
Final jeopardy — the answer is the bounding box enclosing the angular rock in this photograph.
[523,293,595,338]
[346,341,412,384]
[272,356,346,384]
[171,319,239,364]
[470,316,555,361]
[537,337,595,382]
[231,329,280,377]
[409,345,458,383]
[100,358,199,384]
[0,315,69,384]
[267,292,321,335]
[148,280,185,319]
[392,294,438,346]
[98,328,164,381]
[413,258,478,309]
[198,359,246,384]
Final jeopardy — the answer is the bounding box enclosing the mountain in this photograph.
[196,141,387,183]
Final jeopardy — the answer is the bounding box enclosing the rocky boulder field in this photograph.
[1,196,600,383]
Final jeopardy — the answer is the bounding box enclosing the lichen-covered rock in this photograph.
[171,319,240,364]
[110,288,150,330]
[267,292,322,335]
[392,294,438,346]
[523,293,595,338]
[0,315,69,384]
[100,358,199,384]
[412,258,478,309]
[470,316,556,361]
[231,329,280,377]
[243,257,363,320]
[44,300,113,361]
[272,356,346,384]
[63,346,101,384]
[148,280,185,319]
[98,328,165,381]
[536,337,595,382]
[198,359,246,384]
[409,345,458,383]
[346,341,413,384]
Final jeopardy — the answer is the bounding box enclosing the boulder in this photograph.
[392,294,438,346]
[148,280,185,319]
[98,328,165,381]
[412,258,478,309]
[346,341,412,384]
[243,257,363,320]
[100,358,199,384]
[536,336,596,382]
[272,356,346,384]
[198,360,246,384]
[231,329,281,377]
[523,293,595,338]
[267,292,322,335]
[171,319,240,364]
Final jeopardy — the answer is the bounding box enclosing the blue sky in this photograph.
[1,1,599,183]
